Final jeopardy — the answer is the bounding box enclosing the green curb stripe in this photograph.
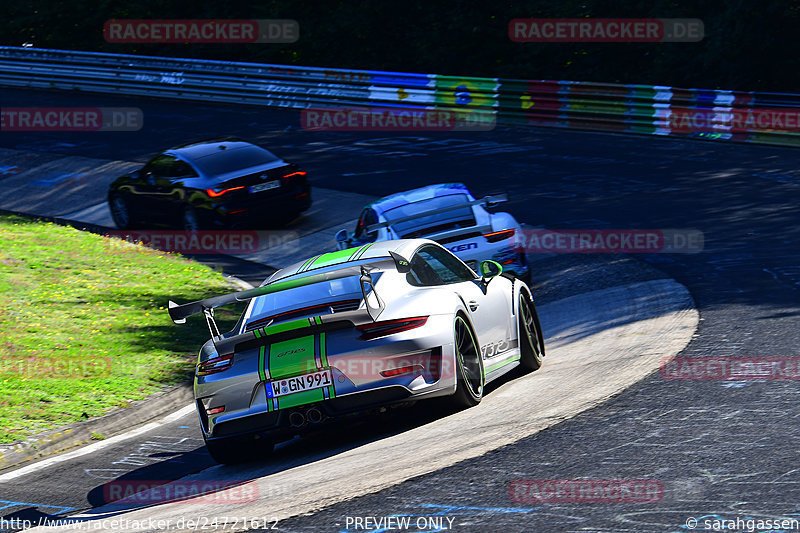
[485,355,521,374]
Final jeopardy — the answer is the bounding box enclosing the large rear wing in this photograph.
[365,193,507,234]
[167,252,411,346]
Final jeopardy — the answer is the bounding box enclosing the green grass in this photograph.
[0,215,243,443]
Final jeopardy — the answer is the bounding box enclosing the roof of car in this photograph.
[367,183,474,216]
[165,138,261,161]
[263,239,432,285]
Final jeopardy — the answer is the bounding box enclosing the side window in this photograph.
[407,244,476,286]
[354,209,379,242]
[172,160,198,178]
[143,155,177,180]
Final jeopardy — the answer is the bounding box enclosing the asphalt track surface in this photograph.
[0,87,799,532]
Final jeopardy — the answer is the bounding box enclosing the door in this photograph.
[406,244,512,361]
[134,154,179,225]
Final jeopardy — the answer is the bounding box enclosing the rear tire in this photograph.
[450,315,484,408]
[518,292,544,372]
[204,433,274,465]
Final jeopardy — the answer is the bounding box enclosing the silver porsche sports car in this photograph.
[168,239,544,464]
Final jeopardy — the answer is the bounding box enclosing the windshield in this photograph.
[192,145,281,177]
[383,194,476,238]
[245,275,374,327]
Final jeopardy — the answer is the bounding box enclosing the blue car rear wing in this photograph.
[364,193,508,234]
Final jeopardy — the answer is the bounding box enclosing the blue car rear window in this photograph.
[191,145,281,177]
[383,194,476,238]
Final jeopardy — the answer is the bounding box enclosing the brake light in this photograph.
[380,364,423,377]
[357,317,429,341]
[283,171,307,178]
[197,354,234,375]
[483,229,516,243]
[206,406,225,415]
[206,186,245,197]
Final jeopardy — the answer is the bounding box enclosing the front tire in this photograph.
[518,292,544,372]
[204,433,274,465]
[451,315,485,408]
[182,206,202,231]
[109,194,133,229]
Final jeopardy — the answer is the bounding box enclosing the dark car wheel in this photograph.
[182,206,202,231]
[451,314,484,408]
[109,194,133,229]
[518,292,544,372]
[204,433,274,465]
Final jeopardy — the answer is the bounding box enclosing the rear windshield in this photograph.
[245,275,371,327]
[191,145,281,177]
[383,194,476,238]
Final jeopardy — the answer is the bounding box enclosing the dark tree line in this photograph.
[3,0,799,92]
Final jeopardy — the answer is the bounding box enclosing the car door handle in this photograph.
[468,300,479,312]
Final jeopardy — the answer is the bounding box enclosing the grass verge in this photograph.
[0,214,242,443]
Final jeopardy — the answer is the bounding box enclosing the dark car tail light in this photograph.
[197,354,234,375]
[357,317,428,341]
[483,229,516,243]
[283,171,307,179]
[206,186,245,197]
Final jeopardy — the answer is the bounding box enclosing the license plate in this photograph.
[266,369,332,399]
[250,180,280,193]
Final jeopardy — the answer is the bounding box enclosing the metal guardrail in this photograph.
[2,46,800,147]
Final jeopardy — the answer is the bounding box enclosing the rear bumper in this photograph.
[208,185,312,227]
[196,315,457,441]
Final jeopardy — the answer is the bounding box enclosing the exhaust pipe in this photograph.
[288,411,306,428]
[306,407,323,424]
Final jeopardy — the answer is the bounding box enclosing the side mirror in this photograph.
[480,260,503,282]
[335,229,350,250]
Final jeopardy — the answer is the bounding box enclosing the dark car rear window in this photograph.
[191,145,281,177]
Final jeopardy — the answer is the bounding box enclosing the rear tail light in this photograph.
[380,364,424,377]
[197,354,234,375]
[483,229,516,243]
[206,186,245,197]
[357,316,428,341]
[283,171,307,179]
[206,406,225,415]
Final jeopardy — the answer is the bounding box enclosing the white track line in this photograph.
[0,404,195,482]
